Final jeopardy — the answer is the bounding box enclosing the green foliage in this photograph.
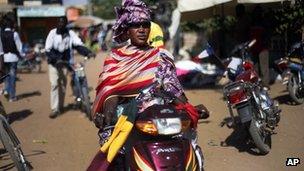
[273,0,304,35]
[91,0,120,19]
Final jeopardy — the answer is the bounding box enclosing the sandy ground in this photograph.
[0,52,303,171]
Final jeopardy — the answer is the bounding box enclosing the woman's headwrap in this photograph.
[112,0,151,43]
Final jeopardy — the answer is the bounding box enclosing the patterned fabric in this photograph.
[112,0,151,43]
[92,44,183,117]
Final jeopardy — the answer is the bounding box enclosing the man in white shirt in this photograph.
[45,16,94,118]
[1,15,23,102]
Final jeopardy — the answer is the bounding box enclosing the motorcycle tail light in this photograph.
[135,121,158,136]
[243,60,254,70]
[278,61,288,71]
[228,88,248,105]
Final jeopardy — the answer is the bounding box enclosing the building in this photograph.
[1,0,86,45]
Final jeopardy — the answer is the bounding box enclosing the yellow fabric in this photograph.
[148,22,164,48]
[100,115,134,162]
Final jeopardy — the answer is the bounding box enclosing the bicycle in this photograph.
[0,75,32,171]
[56,57,92,120]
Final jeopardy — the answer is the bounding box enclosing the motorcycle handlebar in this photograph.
[230,39,257,57]
[248,39,256,48]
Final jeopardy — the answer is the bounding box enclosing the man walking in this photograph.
[1,14,23,102]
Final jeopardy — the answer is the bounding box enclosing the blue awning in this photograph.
[17,6,65,17]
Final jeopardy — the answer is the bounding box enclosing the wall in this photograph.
[20,17,59,44]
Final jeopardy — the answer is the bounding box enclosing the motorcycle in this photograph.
[223,40,281,155]
[33,40,46,60]
[275,41,304,104]
[175,43,226,87]
[99,83,209,170]
[56,57,92,120]
[17,44,42,73]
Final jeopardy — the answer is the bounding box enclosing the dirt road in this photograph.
[1,53,303,171]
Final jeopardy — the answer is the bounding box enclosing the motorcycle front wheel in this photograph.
[288,73,304,104]
[249,118,271,155]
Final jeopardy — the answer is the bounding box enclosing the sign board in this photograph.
[17,6,65,17]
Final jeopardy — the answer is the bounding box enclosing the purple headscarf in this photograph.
[112,0,151,43]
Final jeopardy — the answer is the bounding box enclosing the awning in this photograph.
[71,15,103,28]
[178,0,233,12]
[238,0,285,3]
[62,0,88,6]
[0,4,15,12]
[17,6,65,17]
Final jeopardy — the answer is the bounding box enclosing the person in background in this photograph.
[97,24,107,51]
[233,4,251,45]
[104,24,114,49]
[1,13,23,102]
[45,16,94,119]
[249,5,270,89]
[148,20,164,48]
[0,14,4,77]
[0,14,5,95]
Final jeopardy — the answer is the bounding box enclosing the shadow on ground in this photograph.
[273,94,299,105]
[0,150,44,170]
[8,109,33,124]
[17,91,41,101]
[219,116,263,156]
[0,162,14,171]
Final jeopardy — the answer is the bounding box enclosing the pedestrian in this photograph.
[0,14,5,95]
[148,21,164,48]
[249,5,270,89]
[45,16,94,119]
[233,4,251,45]
[1,13,23,102]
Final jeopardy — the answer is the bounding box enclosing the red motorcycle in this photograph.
[275,41,304,104]
[223,40,281,155]
[98,83,208,170]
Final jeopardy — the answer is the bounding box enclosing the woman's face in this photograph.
[127,21,151,47]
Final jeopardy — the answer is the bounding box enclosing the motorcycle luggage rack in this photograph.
[223,81,246,96]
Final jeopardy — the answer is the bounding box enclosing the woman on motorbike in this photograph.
[87,0,206,170]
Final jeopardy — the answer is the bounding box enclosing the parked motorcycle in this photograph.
[56,57,92,120]
[17,44,42,73]
[223,40,281,155]
[275,41,304,104]
[33,40,45,60]
[99,83,208,170]
[176,43,226,87]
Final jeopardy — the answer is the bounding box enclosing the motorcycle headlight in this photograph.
[135,118,182,136]
[153,118,182,135]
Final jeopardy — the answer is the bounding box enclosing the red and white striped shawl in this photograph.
[92,45,164,116]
